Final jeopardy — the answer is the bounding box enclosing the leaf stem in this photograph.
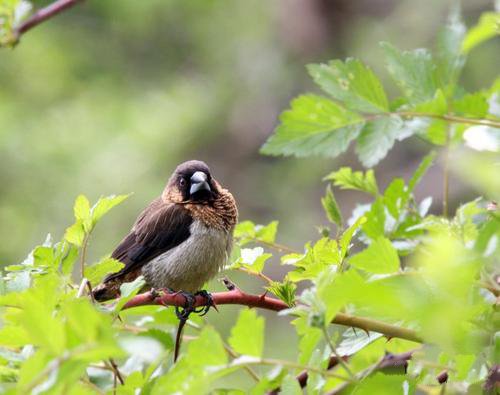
[393,111,500,128]
[80,233,89,280]
[238,267,274,284]
[322,326,354,378]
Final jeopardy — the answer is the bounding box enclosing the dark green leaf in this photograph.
[308,58,388,113]
[260,95,364,158]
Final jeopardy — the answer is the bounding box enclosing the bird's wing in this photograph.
[103,198,193,282]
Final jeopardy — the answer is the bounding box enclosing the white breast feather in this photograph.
[142,220,232,292]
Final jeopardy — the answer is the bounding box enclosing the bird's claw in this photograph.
[174,290,214,320]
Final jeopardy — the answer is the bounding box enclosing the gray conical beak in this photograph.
[190,171,211,195]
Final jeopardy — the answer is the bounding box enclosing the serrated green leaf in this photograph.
[307,58,388,113]
[228,309,265,357]
[64,221,85,247]
[324,167,378,196]
[350,237,400,273]
[91,194,130,226]
[321,185,343,228]
[235,247,272,273]
[266,280,296,307]
[260,95,364,158]
[255,221,278,243]
[412,89,447,115]
[381,41,438,104]
[408,151,436,193]
[84,257,124,285]
[462,12,500,53]
[355,115,408,167]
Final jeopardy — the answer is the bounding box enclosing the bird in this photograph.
[92,160,238,312]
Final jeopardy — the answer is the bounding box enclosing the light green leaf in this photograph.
[355,116,409,167]
[266,280,296,307]
[350,237,400,274]
[91,194,130,226]
[412,89,447,114]
[307,58,388,113]
[228,309,265,357]
[114,276,146,311]
[352,373,407,395]
[255,221,279,243]
[73,195,91,223]
[408,151,436,193]
[324,167,378,196]
[381,41,438,104]
[64,221,85,247]
[383,178,407,219]
[321,185,343,228]
[462,12,500,53]
[236,247,272,273]
[453,92,489,118]
[260,95,364,158]
[280,374,302,395]
[234,220,279,246]
[84,257,124,285]
[340,216,366,259]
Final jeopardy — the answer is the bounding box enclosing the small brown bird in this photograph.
[92,160,238,311]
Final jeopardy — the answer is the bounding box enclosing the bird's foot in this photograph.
[174,290,214,320]
[193,290,215,316]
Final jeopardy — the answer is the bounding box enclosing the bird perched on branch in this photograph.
[92,160,238,317]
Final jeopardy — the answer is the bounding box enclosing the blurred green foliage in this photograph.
[0,1,499,394]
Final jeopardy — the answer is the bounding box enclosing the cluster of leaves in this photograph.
[0,7,499,395]
[261,8,500,166]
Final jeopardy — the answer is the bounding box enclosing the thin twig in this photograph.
[322,326,354,378]
[14,0,84,40]
[80,234,89,280]
[393,111,500,128]
[238,267,273,284]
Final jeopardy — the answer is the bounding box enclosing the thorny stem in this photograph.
[124,289,423,343]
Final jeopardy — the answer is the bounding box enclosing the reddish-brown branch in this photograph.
[14,0,84,40]
[123,289,422,343]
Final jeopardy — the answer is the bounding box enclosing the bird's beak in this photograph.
[190,171,211,195]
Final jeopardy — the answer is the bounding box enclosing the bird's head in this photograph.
[163,160,219,204]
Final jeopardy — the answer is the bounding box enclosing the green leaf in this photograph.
[228,309,265,357]
[462,12,500,53]
[255,221,279,243]
[84,257,124,285]
[64,221,85,247]
[436,8,466,87]
[324,167,379,196]
[234,220,279,246]
[408,151,436,193]
[321,185,343,228]
[383,178,407,219]
[91,194,130,226]
[352,373,407,395]
[73,195,91,223]
[350,237,400,273]
[307,58,388,113]
[260,95,364,158]
[280,374,302,395]
[266,280,296,307]
[355,116,409,167]
[340,216,367,259]
[453,92,489,118]
[412,89,447,114]
[235,247,272,273]
[381,41,438,104]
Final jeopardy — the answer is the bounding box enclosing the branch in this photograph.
[123,289,423,343]
[13,0,84,42]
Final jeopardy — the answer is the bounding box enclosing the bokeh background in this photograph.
[0,0,498,386]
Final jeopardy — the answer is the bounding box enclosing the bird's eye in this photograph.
[179,178,186,187]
